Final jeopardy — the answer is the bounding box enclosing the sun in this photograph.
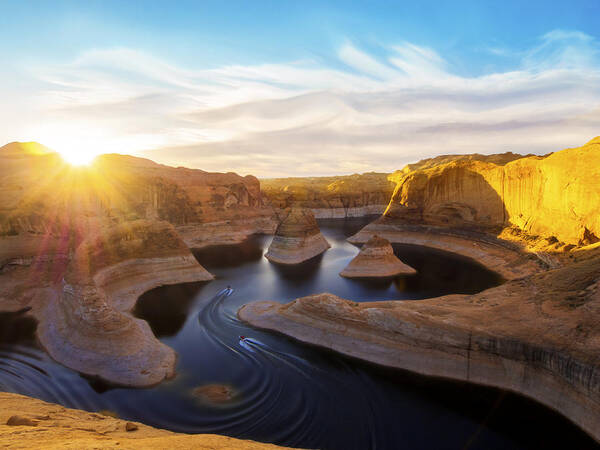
[31,124,106,166]
[58,148,99,166]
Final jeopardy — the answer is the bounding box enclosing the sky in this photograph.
[1,0,599,176]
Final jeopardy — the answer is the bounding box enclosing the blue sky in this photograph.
[1,0,599,175]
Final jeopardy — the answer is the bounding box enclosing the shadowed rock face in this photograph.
[340,235,416,278]
[0,143,280,386]
[265,208,330,264]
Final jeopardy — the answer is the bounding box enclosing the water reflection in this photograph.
[267,253,325,282]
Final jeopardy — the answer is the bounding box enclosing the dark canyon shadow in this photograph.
[267,253,325,282]
[192,238,264,269]
[134,282,209,338]
[391,243,504,296]
[0,309,37,346]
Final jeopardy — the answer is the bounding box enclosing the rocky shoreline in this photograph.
[0,392,287,449]
[311,204,388,218]
[240,138,600,443]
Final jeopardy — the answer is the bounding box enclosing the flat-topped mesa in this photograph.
[265,208,330,264]
[340,235,416,278]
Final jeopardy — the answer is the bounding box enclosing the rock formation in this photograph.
[265,208,330,264]
[2,220,213,387]
[240,138,600,443]
[0,141,277,386]
[193,384,237,404]
[262,172,395,218]
[0,392,287,449]
[340,235,416,278]
[383,138,600,245]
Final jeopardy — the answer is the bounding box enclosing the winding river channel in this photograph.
[0,218,597,449]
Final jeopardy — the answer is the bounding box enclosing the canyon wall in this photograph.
[261,172,395,218]
[241,138,600,441]
[384,138,600,246]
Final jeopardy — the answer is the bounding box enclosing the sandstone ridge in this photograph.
[4,220,213,387]
[383,137,600,246]
[241,138,600,442]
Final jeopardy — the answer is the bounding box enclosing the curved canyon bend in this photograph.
[1,218,597,449]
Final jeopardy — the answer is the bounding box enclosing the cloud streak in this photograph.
[4,29,600,177]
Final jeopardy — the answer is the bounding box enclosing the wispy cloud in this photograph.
[4,30,600,177]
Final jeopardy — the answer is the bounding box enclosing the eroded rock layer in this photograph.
[265,208,330,264]
[242,138,600,442]
[8,220,213,386]
[0,143,276,244]
[384,138,600,245]
[348,224,543,280]
[340,235,416,278]
[261,172,395,218]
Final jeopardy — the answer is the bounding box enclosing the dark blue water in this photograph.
[0,218,596,449]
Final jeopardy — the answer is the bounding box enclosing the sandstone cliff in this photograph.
[265,208,330,264]
[2,220,213,387]
[383,138,600,246]
[241,138,600,442]
[261,172,394,218]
